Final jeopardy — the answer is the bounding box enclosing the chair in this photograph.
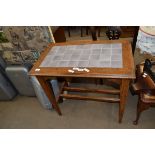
[67,26,89,37]
[106,26,121,40]
[67,26,101,41]
[131,60,155,125]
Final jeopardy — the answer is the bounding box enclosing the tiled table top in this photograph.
[40,43,122,68]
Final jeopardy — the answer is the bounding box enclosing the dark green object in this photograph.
[0,32,8,43]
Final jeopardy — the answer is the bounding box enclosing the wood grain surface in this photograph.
[29,40,135,79]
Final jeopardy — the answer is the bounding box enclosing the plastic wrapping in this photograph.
[30,77,60,110]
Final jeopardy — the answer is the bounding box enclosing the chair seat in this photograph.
[141,93,155,103]
[132,60,155,124]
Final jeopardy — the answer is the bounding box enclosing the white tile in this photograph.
[68,61,78,67]
[111,61,122,68]
[90,54,100,60]
[98,61,111,67]
[112,43,122,48]
[80,54,90,60]
[78,61,89,67]
[57,61,69,67]
[88,60,99,67]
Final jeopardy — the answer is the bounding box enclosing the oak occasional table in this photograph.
[29,40,135,123]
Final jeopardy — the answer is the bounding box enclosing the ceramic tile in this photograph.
[78,61,89,67]
[80,54,90,60]
[101,49,111,54]
[88,60,99,67]
[57,61,69,67]
[92,44,103,49]
[111,61,122,68]
[111,54,122,61]
[99,61,111,67]
[90,54,100,60]
[112,49,122,54]
[112,43,122,48]
[71,54,81,60]
[100,54,111,61]
[63,54,72,60]
[48,49,55,55]
[68,61,78,67]
[102,44,111,48]
[40,43,123,68]
[72,49,82,55]
[53,55,63,61]
[48,61,59,67]
[76,45,85,49]
[82,49,92,55]
[92,49,101,54]
[39,55,52,67]
[63,50,74,55]
[67,45,76,50]
[82,44,93,49]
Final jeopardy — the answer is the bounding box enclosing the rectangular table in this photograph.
[29,40,135,123]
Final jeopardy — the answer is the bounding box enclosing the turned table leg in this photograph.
[119,79,130,123]
[36,76,62,115]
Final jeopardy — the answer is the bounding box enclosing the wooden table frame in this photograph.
[29,40,135,123]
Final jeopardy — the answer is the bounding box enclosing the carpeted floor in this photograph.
[0,88,155,129]
[0,28,155,129]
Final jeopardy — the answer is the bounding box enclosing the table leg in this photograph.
[119,79,130,123]
[36,76,62,115]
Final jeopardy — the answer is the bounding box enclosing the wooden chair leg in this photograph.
[133,99,142,125]
[90,26,97,41]
[67,26,71,37]
[98,27,101,37]
[99,78,103,85]
[86,26,89,35]
[81,26,89,37]
[81,26,83,37]
[133,98,150,125]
